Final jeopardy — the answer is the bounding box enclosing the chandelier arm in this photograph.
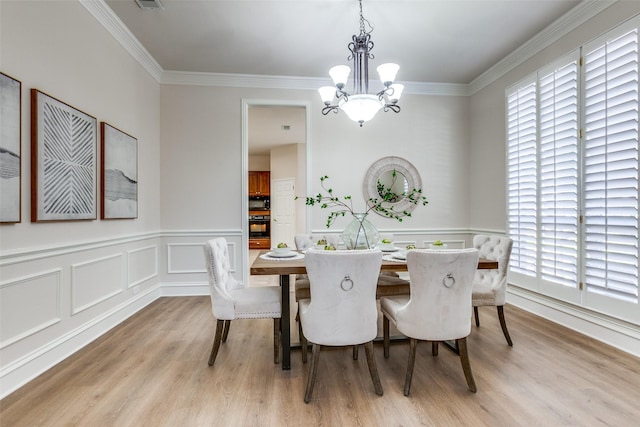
[322,105,340,116]
[383,104,401,114]
[336,89,350,102]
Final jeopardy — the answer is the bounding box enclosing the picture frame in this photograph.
[0,72,22,223]
[100,122,138,219]
[31,89,97,221]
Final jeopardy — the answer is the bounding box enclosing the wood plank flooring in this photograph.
[2,266,639,425]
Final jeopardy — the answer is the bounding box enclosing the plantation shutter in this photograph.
[583,27,639,304]
[507,78,538,277]
[538,57,580,289]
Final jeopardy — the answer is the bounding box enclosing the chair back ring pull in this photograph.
[443,273,455,288]
[340,275,354,291]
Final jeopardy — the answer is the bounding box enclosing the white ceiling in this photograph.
[105,0,582,84]
[103,0,584,152]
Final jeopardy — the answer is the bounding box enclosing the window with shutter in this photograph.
[583,26,639,309]
[507,78,538,278]
[539,57,580,292]
[505,16,639,323]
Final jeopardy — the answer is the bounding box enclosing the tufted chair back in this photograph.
[472,235,513,306]
[300,249,382,346]
[203,238,244,320]
[394,249,480,341]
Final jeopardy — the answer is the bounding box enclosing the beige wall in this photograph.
[0,0,161,250]
[0,0,161,397]
[248,155,270,170]
[159,84,471,235]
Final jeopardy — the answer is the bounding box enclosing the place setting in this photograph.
[260,243,305,261]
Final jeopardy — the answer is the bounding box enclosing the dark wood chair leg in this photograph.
[432,341,439,356]
[457,337,477,393]
[208,319,225,366]
[497,305,513,346]
[364,341,383,396]
[300,321,308,364]
[353,345,359,360]
[383,315,390,359]
[221,320,231,342]
[304,343,321,403]
[273,318,281,364]
[474,306,480,327]
[403,338,418,396]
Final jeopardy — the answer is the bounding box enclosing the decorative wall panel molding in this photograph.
[71,254,123,315]
[127,245,158,287]
[0,269,61,349]
[167,241,238,274]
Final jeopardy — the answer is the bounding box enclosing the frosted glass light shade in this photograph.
[318,86,336,104]
[388,84,404,102]
[329,65,350,87]
[338,94,384,124]
[377,63,399,85]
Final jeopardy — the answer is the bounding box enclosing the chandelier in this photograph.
[319,0,404,127]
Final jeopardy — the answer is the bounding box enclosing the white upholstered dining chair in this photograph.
[203,238,281,366]
[381,248,480,396]
[472,234,514,346]
[298,249,384,403]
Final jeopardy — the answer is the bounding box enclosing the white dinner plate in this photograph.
[392,252,407,260]
[380,247,399,252]
[266,251,297,258]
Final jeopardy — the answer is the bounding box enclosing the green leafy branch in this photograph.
[296,175,428,228]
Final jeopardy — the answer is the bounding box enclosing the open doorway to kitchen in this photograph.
[242,100,310,283]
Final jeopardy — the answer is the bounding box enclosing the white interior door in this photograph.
[271,178,295,248]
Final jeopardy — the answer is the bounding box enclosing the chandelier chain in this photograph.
[358,0,374,36]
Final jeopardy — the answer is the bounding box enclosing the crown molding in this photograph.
[85,0,614,97]
[80,0,163,82]
[161,71,469,96]
[468,0,617,95]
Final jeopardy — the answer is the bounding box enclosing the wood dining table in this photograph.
[250,250,498,370]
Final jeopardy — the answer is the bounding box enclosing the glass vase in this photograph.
[341,213,379,250]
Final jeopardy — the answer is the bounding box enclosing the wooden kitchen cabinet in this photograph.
[248,171,270,196]
[249,238,271,249]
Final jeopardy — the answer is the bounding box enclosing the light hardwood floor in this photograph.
[2,264,639,425]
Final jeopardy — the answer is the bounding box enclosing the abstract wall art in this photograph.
[0,72,22,223]
[31,89,97,221]
[100,122,138,219]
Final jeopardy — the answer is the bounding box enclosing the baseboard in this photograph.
[507,286,640,358]
[0,285,162,400]
[161,282,209,297]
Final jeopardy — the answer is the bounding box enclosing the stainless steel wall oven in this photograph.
[249,214,270,238]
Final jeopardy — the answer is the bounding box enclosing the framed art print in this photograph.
[0,72,22,223]
[100,122,138,219]
[31,89,97,221]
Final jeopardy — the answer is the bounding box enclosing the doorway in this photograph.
[242,100,311,282]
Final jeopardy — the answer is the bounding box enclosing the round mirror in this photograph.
[363,156,423,217]
[376,170,408,203]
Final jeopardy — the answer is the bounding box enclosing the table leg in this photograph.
[280,274,291,370]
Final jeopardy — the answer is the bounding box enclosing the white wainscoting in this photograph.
[162,234,241,296]
[0,233,162,399]
[128,245,158,288]
[71,254,124,315]
[0,269,62,350]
